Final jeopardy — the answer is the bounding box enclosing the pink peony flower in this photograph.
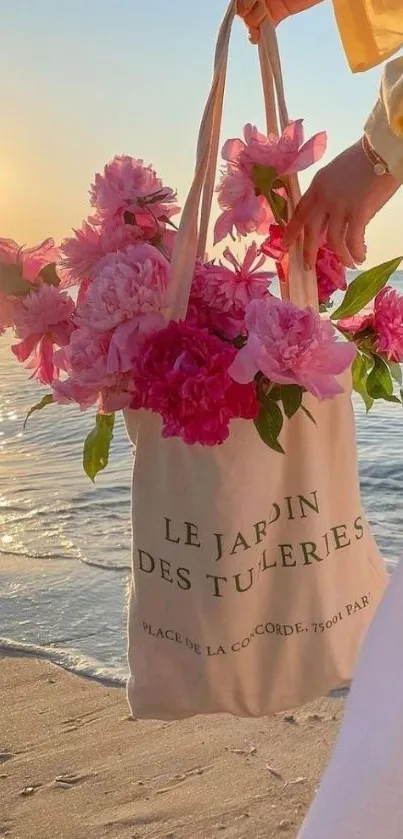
[214,168,273,244]
[77,243,169,373]
[0,237,61,283]
[52,378,101,412]
[229,296,356,399]
[53,328,135,412]
[53,375,135,414]
[214,122,326,244]
[61,220,142,286]
[55,329,111,387]
[227,121,327,176]
[11,285,75,384]
[131,321,259,445]
[90,155,179,234]
[316,246,347,304]
[0,293,17,335]
[187,243,273,338]
[374,287,403,361]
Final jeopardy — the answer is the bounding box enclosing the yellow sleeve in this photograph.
[329,1,403,181]
[364,57,403,182]
[332,0,403,72]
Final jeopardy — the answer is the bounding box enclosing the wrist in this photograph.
[361,134,390,177]
[365,99,403,185]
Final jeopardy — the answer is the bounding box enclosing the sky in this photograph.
[1,0,402,266]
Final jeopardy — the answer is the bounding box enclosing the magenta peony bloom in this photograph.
[131,321,259,445]
[229,296,356,399]
[339,287,403,362]
[187,243,273,338]
[77,243,169,373]
[0,237,61,283]
[338,312,374,337]
[374,287,403,361]
[261,224,287,262]
[214,122,326,244]
[11,285,75,384]
[260,223,290,284]
[316,246,347,304]
[90,155,179,235]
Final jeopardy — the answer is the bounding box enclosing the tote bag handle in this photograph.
[166,0,318,321]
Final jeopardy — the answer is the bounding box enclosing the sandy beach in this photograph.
[0,654,344,839]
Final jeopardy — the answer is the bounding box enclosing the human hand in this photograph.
[284,140,400,268]
[237,0,323,40]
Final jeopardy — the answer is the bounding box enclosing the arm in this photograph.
[285,57,403,267]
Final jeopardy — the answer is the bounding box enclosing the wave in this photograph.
[0,548,131,573]
[0,636,127,687]
[0,548,76,561]
[78,557,131,572]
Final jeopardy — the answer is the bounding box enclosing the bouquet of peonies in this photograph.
[0,121,401,479]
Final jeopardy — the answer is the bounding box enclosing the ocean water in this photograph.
[1,274,403,685]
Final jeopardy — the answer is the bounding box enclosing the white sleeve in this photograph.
[365,56,403,181]
[298,558,403,839]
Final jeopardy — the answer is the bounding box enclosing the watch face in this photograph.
[374,162,387,176]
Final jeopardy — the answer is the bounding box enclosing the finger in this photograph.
[327,210,356,268]
[283,188,316,246]
[302,209,328,269]
[345,216,367,264]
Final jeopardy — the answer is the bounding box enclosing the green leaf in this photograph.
[251,164,277,196]
[83,413,115,482]
[0,263,31,296]
[265,385,281,402]
[254,400,284,454]
[39,263,61,287]
[366,354,395,400]
[332,257,402,320]
[352,354,374,412]
[389,362,403,386]
[301,404,317,425]
[281,384,303,419]
[23,393,55,430]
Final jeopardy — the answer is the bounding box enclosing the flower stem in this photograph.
[265,190,286,226]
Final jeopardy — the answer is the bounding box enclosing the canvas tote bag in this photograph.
[124,0,388,720]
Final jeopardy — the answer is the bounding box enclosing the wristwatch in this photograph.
[361,134,390,176]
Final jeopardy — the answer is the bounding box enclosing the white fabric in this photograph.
[298,561,403,839]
